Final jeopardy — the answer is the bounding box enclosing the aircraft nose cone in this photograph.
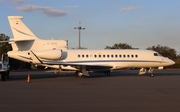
[162,58,175,66]
[171,60,175,65]
[168,59,175,66]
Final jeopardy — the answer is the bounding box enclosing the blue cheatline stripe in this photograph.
[62,60,161,63]
[43,60,164,64]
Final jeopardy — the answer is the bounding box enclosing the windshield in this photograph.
[154,53,158,56]
[154,53,162,57]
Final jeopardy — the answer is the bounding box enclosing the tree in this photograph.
[105,43,137,49]
[0,34,12,57]
[175,54,180,64]
[146,44,177,60]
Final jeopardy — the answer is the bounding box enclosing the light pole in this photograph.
[74,22,85,49]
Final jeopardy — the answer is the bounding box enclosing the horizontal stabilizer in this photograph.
[10,39,35,42]
[0,39,35,43]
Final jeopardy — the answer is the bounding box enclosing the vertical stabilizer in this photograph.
[8,16,37,40]
[7,16,68,51]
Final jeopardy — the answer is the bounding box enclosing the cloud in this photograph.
[42,8,67,17]
[140,17,150,20]
[120,6,138,12]
[12,0,23,3]
[0,0,23,3]
[16,4,67,17]
[65,5,79,8]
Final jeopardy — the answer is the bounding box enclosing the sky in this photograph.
[0,0,180,53]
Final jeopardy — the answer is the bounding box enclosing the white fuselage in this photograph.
[8,49,175,71]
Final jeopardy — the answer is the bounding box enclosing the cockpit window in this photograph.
[154,53,158,56]
[158,53,162,56]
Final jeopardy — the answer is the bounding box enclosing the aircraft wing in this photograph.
[43,61,112,70]
[0,39,35,43]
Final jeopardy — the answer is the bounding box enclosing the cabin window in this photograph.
[86,54,89,58]
[82,55,84,58]
[99,55,101,58]
[78,54,80,58]
[123,55,126,58]
[154,53,158,56]
[94,55,97,58]
[111,55,114,58]
[135,55,138,58]
[119,55,122,58]
[107,55,110,58]
[103,54,106,58]
[127,55,130,58]
[131,55,134,58]
[115,55,118,58]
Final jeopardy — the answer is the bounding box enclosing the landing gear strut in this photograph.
[148,68,154,77]
[75,66,89,77]
[105,71,111,76]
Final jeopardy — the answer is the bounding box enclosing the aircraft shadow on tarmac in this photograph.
[4,69,180,81]
[6,70,75,81]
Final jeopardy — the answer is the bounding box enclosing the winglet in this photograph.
[30,50,43,64]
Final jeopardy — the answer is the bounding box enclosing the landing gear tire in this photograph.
[1,73,6,81]
[78,72,83,77]
[75,71,83,77]
[150,73,154,77]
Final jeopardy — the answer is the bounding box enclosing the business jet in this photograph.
[6,16,175,77]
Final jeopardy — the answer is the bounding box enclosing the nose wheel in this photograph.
[150,73,154,77]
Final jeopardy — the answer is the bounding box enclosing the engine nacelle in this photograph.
[35,49,62,60]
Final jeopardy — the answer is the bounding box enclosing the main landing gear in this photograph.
[75,71,83,77]
[104,71,111,76]
[148,68,154,77]
[75,70,111,77]
[75,66,90,77]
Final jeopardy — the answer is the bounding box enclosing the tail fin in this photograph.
[7,16,68,51]
[8,16,38,51]
[8,16,37,40]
